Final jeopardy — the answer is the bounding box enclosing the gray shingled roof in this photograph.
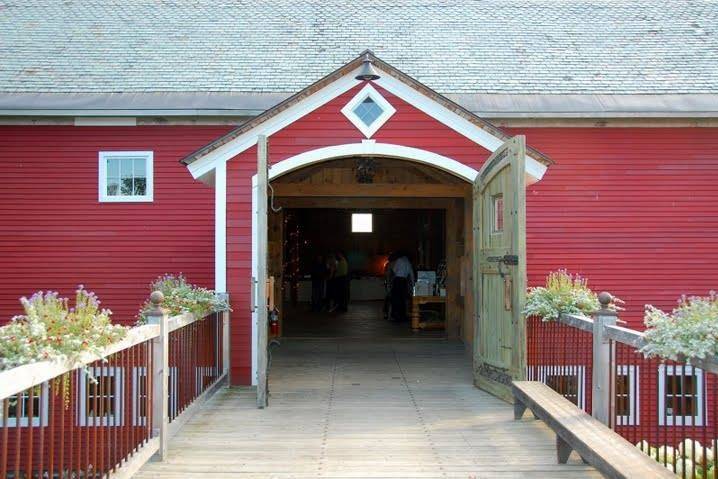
[1,0,717,96]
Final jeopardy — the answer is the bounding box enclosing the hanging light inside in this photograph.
[355,54,380,81]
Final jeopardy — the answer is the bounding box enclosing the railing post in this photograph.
[218,292,231,386]
[592,292,617,425]
[146,291,169,460]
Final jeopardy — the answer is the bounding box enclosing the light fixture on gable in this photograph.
[355,54,381,81]
[341,84,396,138]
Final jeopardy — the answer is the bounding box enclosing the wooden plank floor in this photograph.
[136,340,599,478]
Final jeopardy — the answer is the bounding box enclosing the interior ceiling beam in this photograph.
[271,183,469,198]
[274,196,461,210]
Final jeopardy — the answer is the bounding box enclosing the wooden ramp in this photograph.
[136,340,599,478]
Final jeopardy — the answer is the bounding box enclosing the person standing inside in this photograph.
[310,254,327,312]
[383,253,397,320]
[325,253,337,311]
[334,251,349,312]
[390,252,414,322]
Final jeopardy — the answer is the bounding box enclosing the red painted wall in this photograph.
[226,82,718,383]
[0,125,231,326]
[1,85,716,386]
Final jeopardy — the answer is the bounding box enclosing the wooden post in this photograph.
[256,135,269,409]
[146,291,169,460]
[591,292,617,425]
[218,292,231,385]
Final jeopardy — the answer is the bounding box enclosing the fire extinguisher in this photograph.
[269,308,280,337]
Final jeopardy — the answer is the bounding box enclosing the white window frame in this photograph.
[658,364,704,426]
[537,365,587,411]
[98,151,154,202]
[615,365,639,426]
[132,367,149,426]
[1,383,50,427]
[79,366,124,426]
[340,84,396,138]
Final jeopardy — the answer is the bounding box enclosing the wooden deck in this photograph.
[136,340,599,478]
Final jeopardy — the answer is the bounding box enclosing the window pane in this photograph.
[133,158,146,178]
[121,178,133,195]
[353,97,383,127]
[134,177,146,196]
[351,213,372,233]
[546,375,578,405]
[120,159,133,178]
[107,158,120,178]
[493,196,504,232]
[107,177,120,196]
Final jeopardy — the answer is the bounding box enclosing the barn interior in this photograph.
[266,157,474,343]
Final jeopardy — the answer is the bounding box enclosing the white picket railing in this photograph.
[0,292,230,479]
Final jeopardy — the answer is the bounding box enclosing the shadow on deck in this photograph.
[136,340,599,478]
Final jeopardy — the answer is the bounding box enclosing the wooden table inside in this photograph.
[411,295,447,331]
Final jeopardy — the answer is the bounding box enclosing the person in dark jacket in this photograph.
[310,254,327,312]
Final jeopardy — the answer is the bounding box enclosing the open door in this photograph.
[255,135,269,408]
[472,136,527,402]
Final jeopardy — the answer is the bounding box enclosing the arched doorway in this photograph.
[252,137,529,405]
[267,154,474,342]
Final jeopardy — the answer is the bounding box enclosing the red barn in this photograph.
[0,0,716,413]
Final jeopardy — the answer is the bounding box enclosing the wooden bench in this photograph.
[513,381,674,479]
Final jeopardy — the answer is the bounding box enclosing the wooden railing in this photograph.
[0,291,230,478]
[528,293,718,478]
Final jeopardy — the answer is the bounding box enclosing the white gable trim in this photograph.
[188,67,363,179]
[374,74,547,181]
[187,66,547,182]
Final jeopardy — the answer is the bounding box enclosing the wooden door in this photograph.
[472,136,527,402]
[255,135,269,408]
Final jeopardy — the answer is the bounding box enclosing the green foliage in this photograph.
[137,273,229,323]
[523,270,608,321]
[641,292,718,361]
[0,287,128,370]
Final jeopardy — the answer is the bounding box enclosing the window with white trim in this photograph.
[1,383,49,427]
[79,367,124,426]
[659,364,704,426]
[99,151,153,202]
[340,84,396,138]
[132,367,149,426]
[615,365,639,426]
[537,365,587,411]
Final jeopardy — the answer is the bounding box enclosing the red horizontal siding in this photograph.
[2,83,717,387]
[227,82,718,384]
[0,125,232,326]
[514,127,718,328]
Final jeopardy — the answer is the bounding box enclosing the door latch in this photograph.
[486,254,519,266]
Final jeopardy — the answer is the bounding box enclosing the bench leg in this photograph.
[556,435,573,464]
[513,400,527,420]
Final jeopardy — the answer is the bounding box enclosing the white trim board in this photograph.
[255,141,479,185]
[215,161,227,292]
[187,64,547,183]
[187,67,363,179]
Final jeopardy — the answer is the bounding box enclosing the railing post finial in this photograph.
[598,292,615,313]
[149,290,165,312]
